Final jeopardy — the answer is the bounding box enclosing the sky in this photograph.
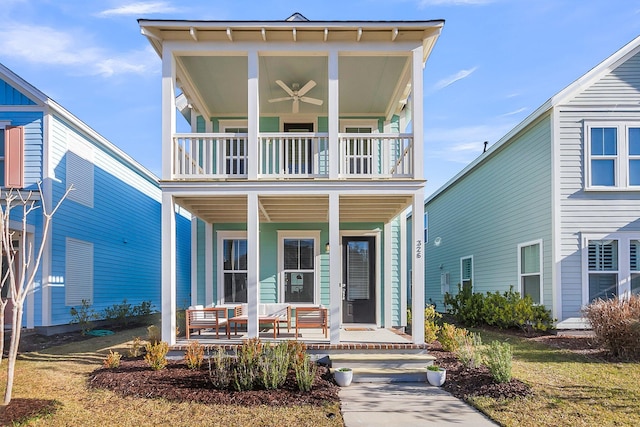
[1,0,639,196]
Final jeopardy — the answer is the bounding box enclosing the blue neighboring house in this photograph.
[420,35,640,328]
[0,63,191,333]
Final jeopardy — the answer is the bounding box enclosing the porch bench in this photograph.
[295,306,328,338]
[186,305,229,339]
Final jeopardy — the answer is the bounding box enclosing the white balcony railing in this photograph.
[172,132,413,180]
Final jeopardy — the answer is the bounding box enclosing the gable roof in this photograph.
[425,34,640,205]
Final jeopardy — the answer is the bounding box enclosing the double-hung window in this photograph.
[221,237,248,303]
[518,240,542,304]
[460,256,473,290]
[586,123,640,189]
[280,232,318,304]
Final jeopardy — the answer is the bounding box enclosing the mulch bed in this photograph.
[88,359,340,407]
[428,340,532,400]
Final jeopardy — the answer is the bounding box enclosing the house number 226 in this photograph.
[416,240,422,259]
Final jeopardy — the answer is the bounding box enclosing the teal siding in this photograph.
[425,115,553,311]
[390,216,402,325]
[0,79,36,105]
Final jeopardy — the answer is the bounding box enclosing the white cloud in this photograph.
[98,1,178,17]
[420,0,495,6]
[501,107,527,116]
[0,24,158,77]
[432,67,478,91]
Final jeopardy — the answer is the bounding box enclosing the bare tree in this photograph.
[1,183,71,406]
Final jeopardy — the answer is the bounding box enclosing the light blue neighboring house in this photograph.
[139,14,445,344]
[0,63,191,333]
[421,35,640,328]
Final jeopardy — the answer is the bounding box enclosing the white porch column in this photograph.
[384,220,393,328]
[190,218,198,306]
[328,50,339,180]
[161,45,176,181]
[205,221,214,306]
[411,46,424,180]
[247,193,260,337]
[247,50,259,180]
[329,193,341,344]
[411,189,425,344]
[161,192,177,345]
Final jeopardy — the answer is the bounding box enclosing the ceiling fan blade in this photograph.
[297,80,316,97]
[268,97,291,103]
[292,98,299,113]
[275,80,294,97]
[300,96,323,106]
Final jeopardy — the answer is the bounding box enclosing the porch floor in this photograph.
[174,326,425,351]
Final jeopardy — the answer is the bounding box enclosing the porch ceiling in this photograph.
[175,194,413,224]
[177,54,410,118]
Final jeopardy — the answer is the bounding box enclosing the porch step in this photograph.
[329,353,435,369]
[328,352,435,383]
[330,367,430,383]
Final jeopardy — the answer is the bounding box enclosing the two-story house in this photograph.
[423,35,640,328]
[0,63,191,333]
[140,13,444,344]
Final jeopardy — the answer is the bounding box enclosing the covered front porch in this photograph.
[161,184,426,346]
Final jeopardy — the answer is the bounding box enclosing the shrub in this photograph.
[184,340,205,370]
[455,332,483,369]
[259,342,290,389]
[69,299,98,335]
[424,305,442,344]
[583,295,640,360]
[295,354,317,392]
[147,325,161,345]
[233,338,262,391]
[128,337,144,358]
[144,341,169,370]
[102,299,133,326]
[438,323,468,352]
[485,340,512,383]
[445,284,554,333]
[286,340,307,369]
[103,350,122,369]
[208,347,232,389]
[444,282,485,326]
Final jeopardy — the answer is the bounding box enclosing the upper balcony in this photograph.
[173,132,414,180]
[140,17,444,183]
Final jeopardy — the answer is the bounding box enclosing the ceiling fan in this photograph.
[268,80,323,113]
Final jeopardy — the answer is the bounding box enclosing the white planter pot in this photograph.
[334,368,353,387]
[426,368,446,386]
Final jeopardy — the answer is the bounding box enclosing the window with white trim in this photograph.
[519,241,542,304]
[586,123,640,189]
[220,237,248,303]
[588,239,618,301]
[220,121,248,176]
[460,256,473,290]
[279,232,318,304]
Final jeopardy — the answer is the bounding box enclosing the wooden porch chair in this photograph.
[295,306,328,338]
[185,306,229,339]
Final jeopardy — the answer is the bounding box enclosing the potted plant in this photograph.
[333,367,354,387]
[426,365,446,386]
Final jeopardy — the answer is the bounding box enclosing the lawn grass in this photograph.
[0,327,342,427]
[469,330,640,427]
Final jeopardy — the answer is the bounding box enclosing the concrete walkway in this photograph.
[340,382,499,427]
